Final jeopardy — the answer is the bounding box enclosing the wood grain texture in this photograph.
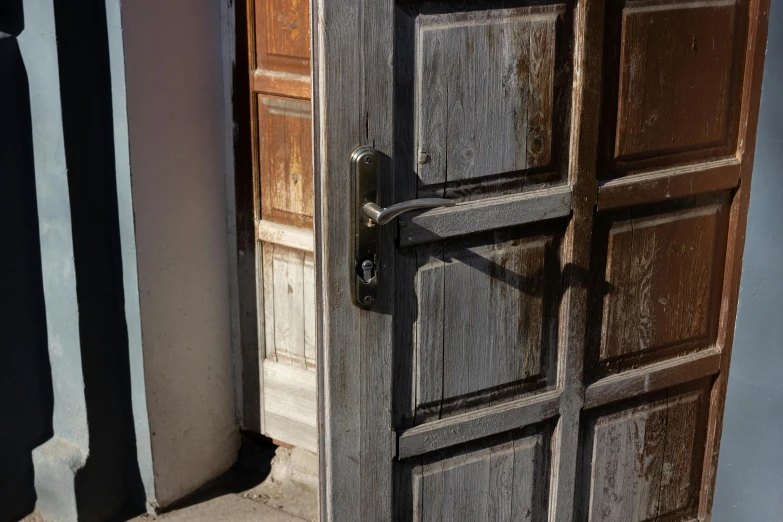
[415,233,552,406]
[583,385,709,522]
[314,0,396,519]
[263,360,318,452]
[254,0,310,75]
[547,1,604,520]
[599,198,728,366]
[398,390,560,460]
[415,7,562,187]
[258,219,315,252]
[615,0,738,159]
[698,1,769,517]
[310,0,769,519]
[262,243,317,371]
[253,69,311,99]
[413,434,547,521]
[399,186,572,246]
[597,158,740,210]
[244,0,317,444]
[585,347,721,409]
[258,95,314,229]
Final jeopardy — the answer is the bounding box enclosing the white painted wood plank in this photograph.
[265,413,318,453]
[262,243,277,362]
[286,248,306,370]
[272,247,294,362]
[303,253,316,370]
[263,360,318,452]
[258,219,315,252]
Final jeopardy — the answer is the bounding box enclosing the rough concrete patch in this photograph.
[243,446,318,522]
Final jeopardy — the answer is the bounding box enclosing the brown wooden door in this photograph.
[314,0,770,520]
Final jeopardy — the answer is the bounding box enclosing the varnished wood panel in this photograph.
[415,229,559,411]
[254,0,310,76]
[597,196,729,371]
[413,433,548,521]
[258,95,314,229]
[415,6,564,188]
[582,384,709,521]
[615,0,738,159]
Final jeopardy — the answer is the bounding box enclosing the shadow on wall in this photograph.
[0,3,54,521]
[51,0,146,518]
[1,0,148,519]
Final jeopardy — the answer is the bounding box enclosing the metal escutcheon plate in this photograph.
[350,146,380,308]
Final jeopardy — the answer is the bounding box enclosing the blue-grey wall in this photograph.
[1,1,144,520]
[712,4,783,521]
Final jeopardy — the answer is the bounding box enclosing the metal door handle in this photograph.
[350,146,454,307]
[362,199,454,225]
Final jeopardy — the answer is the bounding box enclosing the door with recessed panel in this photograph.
[242,0,318,451]
[313,0,770,520]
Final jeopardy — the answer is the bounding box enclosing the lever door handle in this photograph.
[361,199,454,225]
[351,146,454,307]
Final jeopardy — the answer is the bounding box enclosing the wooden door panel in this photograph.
[254,0,310,76]
[415,7,561,187]
[414,228,561,417]
[581,382,709,522]
[262,243,316,370]
[615,1,738,159]
[258,94,314,228]
[601,0,748,177]
[412,431,550,521]
[407,3,573,201]
[591,195,730,377]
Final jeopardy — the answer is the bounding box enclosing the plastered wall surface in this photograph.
[117,0,239,507]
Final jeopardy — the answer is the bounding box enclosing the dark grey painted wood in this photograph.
[399,186,572,246]
[314,0,394,519]
[415,8,560,187]
[398,391,560,459]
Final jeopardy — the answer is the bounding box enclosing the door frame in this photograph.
[309,1,771,521]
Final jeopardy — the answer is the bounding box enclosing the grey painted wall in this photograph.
[712,4,783,521]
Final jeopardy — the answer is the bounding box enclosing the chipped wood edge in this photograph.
[253,69,312,100]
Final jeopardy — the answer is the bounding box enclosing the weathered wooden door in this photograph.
[313,0,769,520]
[243,0,319,451]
